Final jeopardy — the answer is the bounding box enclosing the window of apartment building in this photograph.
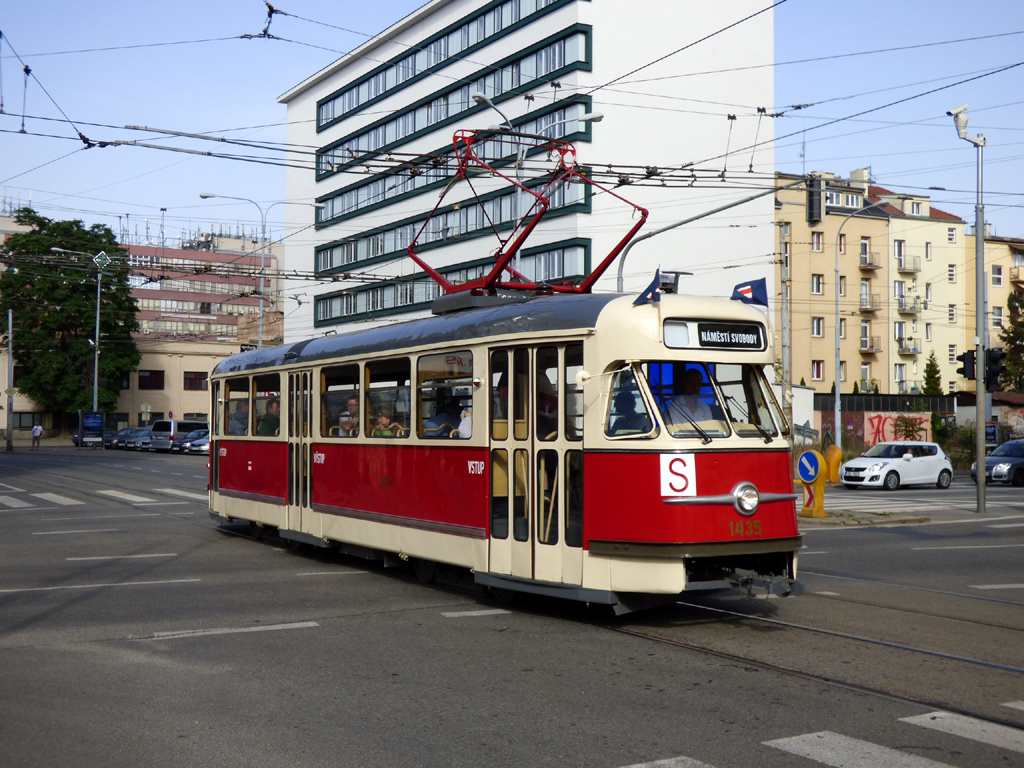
[860,237,870,257]
[992,265,1003,287]
[948,345,957,364]
[839,276,846,296]
[845,194,861,208]
[838,234,845,254]
[911,202,922,215]
[925,282,932,302]
[839,318,846,338]
[993,306,1003,328]
[811,361,823,380]
[925,323,932,341]
[948,228,957,243]
[138,370,164,390]
[894,363,906,383]
[811,274,823,294]
[894,240,905,262]
[839,361,846,382]
[860,321,869,348]
[949,304,957,324]
[893,280,906,298]
[860,363,869,383]
[811,232,823,252]
[948,264,957,283]
[949,381,957,394]
[183,372,209,391]
[811,317,824,337]
[925,242,932,261]
[894,322,906,340]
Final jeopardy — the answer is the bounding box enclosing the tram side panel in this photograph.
[216,441,289,505]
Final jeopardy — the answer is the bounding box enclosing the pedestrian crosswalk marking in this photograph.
[765,731,954,767]
[0,483,25,492]
[900,711,1024,753]
[1002,701,1024,711]
[95,490,157,503]
[153,488,209,502]
[0,495,34,508]
[32,493,84,506]
[617,758,716,768]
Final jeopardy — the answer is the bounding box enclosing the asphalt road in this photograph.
[1,449,1023,767]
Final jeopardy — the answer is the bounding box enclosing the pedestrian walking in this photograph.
[31,422,42,451]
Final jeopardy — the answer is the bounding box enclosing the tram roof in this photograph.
[213,293,623,375]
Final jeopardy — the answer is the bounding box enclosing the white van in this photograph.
[149,419,209,452]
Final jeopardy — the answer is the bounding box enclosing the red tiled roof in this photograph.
[927,206,963,222]
[868,185,965,222]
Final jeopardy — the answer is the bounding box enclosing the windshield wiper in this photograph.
[723,395,773,444]
[663,407,712,445]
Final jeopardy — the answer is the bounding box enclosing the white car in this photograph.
[840,441,953,490]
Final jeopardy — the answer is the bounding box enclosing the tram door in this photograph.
[286,370,314,535]
[488,345,583,585]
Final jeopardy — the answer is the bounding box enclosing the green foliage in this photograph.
[852,380,859,394]
[873,382,880,394]
[1000,290,1024,392]
[0,209,141,421]
[799,377,806,386]
[922,350,943,396]
[893,414,924,441]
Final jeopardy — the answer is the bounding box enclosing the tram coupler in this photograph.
[737,573,805,599]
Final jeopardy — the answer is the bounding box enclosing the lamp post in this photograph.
[834,199,888,454]
[51,247,109,413]
[947,104,987,515]
[199,195,324,348]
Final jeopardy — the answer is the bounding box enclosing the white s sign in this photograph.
[660,453,696,497]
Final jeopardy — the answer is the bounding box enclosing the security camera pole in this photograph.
[948,104,986,514]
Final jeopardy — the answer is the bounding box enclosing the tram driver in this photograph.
[665,367,713,424]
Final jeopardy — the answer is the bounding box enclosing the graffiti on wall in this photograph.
[816,411,933,445]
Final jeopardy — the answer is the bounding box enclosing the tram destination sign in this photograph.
[696,322,764,350]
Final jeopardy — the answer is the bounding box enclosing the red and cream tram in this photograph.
[208,292,801,610]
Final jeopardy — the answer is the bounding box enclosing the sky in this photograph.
[1,0,1022,244]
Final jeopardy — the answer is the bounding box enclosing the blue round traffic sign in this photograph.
[797,451,821,483]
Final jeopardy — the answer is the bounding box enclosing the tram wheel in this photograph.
[936,469,952,489]
[411,558,437,584]
[883,471,900,491]
[490,587,517,604]
[249,521,264,541]
[1012,470,1024,488]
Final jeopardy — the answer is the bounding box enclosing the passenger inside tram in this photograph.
[423,397,461,437]
[609,390,652,435]
[371,405,402,437]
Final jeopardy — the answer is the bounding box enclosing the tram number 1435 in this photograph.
[728,520,763,537]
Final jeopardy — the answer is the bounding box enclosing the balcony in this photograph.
[896,337,921,355]
[896,255,922,273]
[897,379,923,395]
[897,296,921,314]
[1012,266,1024,284]
[860,335,882,353]
[859,293,882,312]
[859,252,883,270]
[858,378,880,393]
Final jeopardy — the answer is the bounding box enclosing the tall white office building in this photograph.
[279,0,774,339]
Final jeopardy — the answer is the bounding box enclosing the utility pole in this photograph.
[6,309,13,452]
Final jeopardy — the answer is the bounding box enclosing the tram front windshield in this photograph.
[623,361,783,440]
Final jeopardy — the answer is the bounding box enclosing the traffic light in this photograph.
[955,350,976,380]
[986,348,1007,391]
[806,174,823,224]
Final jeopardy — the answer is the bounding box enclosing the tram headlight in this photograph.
[732,482,759,516]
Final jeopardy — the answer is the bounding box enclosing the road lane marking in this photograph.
[42,514,160,521]
[32,493,84,505]
[812,591,841,596]
[913,544,1024,550]
[134,501,189,506]
[441,609,512,618]
[0,578,200,593]
[295,571,367,577]
[32,529,120,535]
[1003,701,1024,711]
[901,711,1024,753]
[970,583,1024,590]
[67,554,177,561]
[144,621,319,640]
[800,551,828,555]
[95,490,156,503]
[764,731,954,767]
[153,488,209,502]
[0,483,25,492]
[989,523,1024,528]
[0,495,34,508]
[618,758,717,768]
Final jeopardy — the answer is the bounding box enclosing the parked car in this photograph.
[173,428,209,453]
[840,441,953,490]
[126,429,152,451]
[150,420,209,452]
[972,439,1024,486]
[107,428,137,449]
[186,435,210,455]
[113,427,146,449]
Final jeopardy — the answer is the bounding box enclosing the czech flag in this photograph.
[731,278,769,306]
[633,269,662,306]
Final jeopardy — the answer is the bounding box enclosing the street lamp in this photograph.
[947,104,987,515]
[199,195,324,348]
[834,198,889,455]
[50,247,110,413]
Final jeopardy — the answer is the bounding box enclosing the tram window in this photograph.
[365,358,410,438]
[565,450,583,548]
[605,368,653,437]
[714,363,780,440]
[490,449,509,540]
[322,365,360,437]
[536,346,558,441]
[490,351,509,440]
[253,374,282,437]
[537,449,559,545]
[643,362,729,439]
[512,449,529,541]
[513,349,529,441]
[417,351,473,439]
[564,343,583,441]
[225,376,250,436]
[212,381,220,436]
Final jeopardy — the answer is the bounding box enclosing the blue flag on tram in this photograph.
[731,278,769,307]
[632,269,662,306]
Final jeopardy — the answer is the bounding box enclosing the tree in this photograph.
[1000,290,1024,392]
[922,350,943,396]
[0,208,141,427]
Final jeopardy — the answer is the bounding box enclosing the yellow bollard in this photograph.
[823,444,843,484]
[796,450,827,518]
